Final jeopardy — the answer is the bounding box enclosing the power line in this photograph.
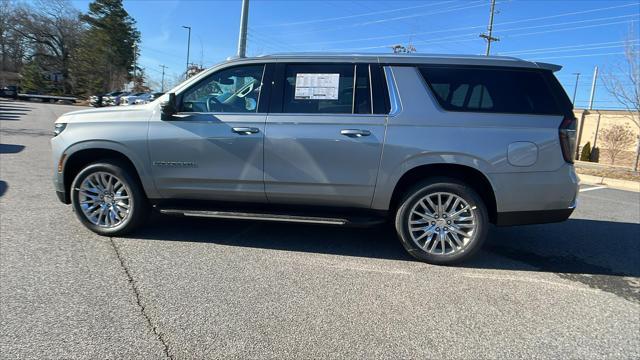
[282,4,638,47]
[253,0,457,28]
[269,0,489,39]
[322,18,638,52]
[531,52,626,60]
[503,42,639,56]
[506,19,638,39]
[498,39,637,55]
[355,0,490,27]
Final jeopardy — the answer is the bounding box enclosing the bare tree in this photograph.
[599,124,636,165]
[0,0,26,75]
[11,0,83,94]
[602,33,640,170]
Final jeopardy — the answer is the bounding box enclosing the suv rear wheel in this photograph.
[395,178,488,265]
[70,160,148,236]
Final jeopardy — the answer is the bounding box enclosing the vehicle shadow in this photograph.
[0,144,25,154]
[129,215,639,277]
[0,181,7,197]
[0,101,31,121]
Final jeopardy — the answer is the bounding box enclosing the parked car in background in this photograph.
[101,91,129,106]
[120,92,147,106]
[89,94,105,107]
[51,53,578,265]
[96,91,122,107]
[134,92,164,104]
[0,85,19,99]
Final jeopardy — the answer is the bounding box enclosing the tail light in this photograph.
[559,115,577,163]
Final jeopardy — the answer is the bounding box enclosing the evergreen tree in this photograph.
[20,59,50,93]
[73,0,140,95]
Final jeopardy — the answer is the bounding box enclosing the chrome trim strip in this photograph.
[161,209,347,225]
[384,66,401,116]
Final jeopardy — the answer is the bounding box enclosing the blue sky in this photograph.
[70,0,639,109]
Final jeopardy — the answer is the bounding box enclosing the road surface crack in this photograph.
[109,237,174,359]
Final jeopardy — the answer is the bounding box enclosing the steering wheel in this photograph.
[206,96,224,112]
[222,80,258,105]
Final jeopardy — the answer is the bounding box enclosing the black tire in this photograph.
[70,159,149,236]
[394,177,488,265]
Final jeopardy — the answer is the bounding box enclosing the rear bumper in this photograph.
[495,207,574,226]
[489,164,579,213]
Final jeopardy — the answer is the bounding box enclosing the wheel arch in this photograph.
[389,163,498,224]
[61,142,156,203]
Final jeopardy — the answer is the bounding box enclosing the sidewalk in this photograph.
[578,173,640,192]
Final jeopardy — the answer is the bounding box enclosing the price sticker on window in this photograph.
[294,73,340,100]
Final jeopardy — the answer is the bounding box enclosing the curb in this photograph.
[578,173,640,193]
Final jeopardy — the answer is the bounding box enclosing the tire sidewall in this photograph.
[395,179,488,265]
[70,161,145,236]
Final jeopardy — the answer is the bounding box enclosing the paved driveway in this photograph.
[1,99,639,359]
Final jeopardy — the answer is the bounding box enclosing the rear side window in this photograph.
[283,64,356,114]
[419,66,562,115]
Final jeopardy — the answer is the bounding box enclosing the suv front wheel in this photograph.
[70,160,148,236]
[395,178,488,265]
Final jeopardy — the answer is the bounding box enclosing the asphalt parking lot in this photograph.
[1,98,639,359]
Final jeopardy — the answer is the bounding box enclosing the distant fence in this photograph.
[574,109,639,169]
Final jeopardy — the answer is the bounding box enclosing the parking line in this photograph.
[579,185,607,192]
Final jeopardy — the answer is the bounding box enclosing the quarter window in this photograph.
[180,65,265,113]
[419,66,561,115]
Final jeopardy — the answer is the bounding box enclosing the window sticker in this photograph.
[294,73,340,100]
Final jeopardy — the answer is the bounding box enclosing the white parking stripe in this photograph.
[579,185,607,192]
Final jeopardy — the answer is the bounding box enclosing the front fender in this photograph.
[60,140,159,199]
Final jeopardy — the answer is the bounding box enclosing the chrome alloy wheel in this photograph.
[77,171,132,228]
[408,192,476,255]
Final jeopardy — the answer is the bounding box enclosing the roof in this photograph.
[224,52,562,72]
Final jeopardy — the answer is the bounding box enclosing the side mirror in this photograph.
[160,93,177,120]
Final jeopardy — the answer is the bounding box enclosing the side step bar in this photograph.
[158,208,386,226]
[160,209,348,225]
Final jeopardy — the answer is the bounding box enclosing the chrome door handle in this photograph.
[232,127,260,135]
[340,129,371,137]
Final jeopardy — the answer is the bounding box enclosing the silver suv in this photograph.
[51,53,579,264]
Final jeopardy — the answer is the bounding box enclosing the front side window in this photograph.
[419,66,561,115]
[180,64,264,113]
[282,64,357,114]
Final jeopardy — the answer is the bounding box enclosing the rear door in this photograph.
[264,63,388,207]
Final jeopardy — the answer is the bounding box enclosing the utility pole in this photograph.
[588,65,598,110]
[132,42,137,91]
[182,25,191,78]
[479,0,499,56]
[571,72,580,105]
[159,65,167,92]
[237,0,249,58]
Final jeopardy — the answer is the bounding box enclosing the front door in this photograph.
[264,63,386,208]
[148,64,268,202]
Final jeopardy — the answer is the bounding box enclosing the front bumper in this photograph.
[56,190,69,204]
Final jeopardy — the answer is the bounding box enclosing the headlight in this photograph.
[53,123,67,136]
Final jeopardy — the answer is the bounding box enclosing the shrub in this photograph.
[580,142,592,161]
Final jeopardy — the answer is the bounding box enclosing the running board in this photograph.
[158,208,385,226]
[160,209,348,225]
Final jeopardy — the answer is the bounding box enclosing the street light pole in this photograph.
[182,25,191,78]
